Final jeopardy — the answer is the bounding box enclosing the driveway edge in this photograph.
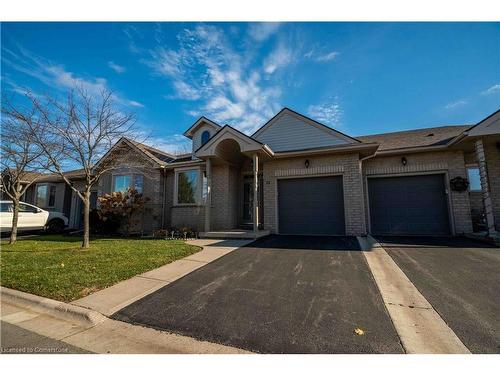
[357,236,471,354]
[1,286,105,326]
[71,239,251,316]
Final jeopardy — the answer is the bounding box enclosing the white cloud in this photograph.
[303,49,315,59]
[481,83,500,95]
[143,24,283,133]
[316,51,340,62]
[127,100,144,108]
[445,99,467,109]
[108,61,126,73]
[304,47,340,62]
[2,46,143,109]
[263,43,292,74]
[248,22,282,42]
[308,101,342,127]
[172,81,201,100]
[149,133,192,155]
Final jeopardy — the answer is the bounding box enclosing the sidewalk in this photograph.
[1,301,250,354]
[72,239,250,316]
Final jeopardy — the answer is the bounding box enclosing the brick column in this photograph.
[474,138,496,234]
[204,158,212,232]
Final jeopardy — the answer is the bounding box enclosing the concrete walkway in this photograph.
[1,301,249,354]
[358,236,470,354]
[72,239,250,316]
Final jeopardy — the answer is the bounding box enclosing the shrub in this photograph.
[152,227,196,239]
[90,209,121,234]
[153,229,169,239]
[97,188,150,235]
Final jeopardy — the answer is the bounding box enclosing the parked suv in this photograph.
[0,200,69,234]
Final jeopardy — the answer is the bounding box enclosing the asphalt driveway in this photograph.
[377,236,500,354]
[113,235,403,353]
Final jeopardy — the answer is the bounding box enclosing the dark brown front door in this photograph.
[242,176,263,225]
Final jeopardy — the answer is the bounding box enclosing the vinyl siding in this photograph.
[192,124,218,153]
[254,112,350,152]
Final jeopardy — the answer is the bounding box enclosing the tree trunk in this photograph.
[9,199,20,245]
[82,193,91,249]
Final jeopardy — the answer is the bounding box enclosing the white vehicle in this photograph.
[0,200,69,234]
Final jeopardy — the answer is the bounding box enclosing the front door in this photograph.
[242,176,263,225]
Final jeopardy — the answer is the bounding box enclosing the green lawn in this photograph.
[0,235,201,302]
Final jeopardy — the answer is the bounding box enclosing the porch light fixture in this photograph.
[304,159,310,168]
[401,157,408,166]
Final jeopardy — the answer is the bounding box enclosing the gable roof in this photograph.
[357,125,470,152]
[463,108,500,137]
[127,139,176,164]
[195,124,270,155]
[252,107,361,143]
[183,116,222,139]
[92,137,171,170]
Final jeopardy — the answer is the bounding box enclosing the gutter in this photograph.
[273,142,379,158]
[373,144,449,156]
[163,159,206,169]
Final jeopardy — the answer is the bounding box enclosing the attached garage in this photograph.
[278,176,345,235]
[368,174,451,235]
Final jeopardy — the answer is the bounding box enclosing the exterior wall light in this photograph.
[305,159,310,168]
[401,157,408,166]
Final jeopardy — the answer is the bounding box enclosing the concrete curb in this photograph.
[1,287,106,326]
[356,235,382,251]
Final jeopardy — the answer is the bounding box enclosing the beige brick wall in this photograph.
[362,150,473,235]
[210,164,239,230]
[262,153,367,236]
[171,205,205,231]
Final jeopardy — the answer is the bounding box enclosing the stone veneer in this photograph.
[484,141,500,230]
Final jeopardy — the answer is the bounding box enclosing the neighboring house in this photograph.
[90,107,500,237]
[21,169,98,230]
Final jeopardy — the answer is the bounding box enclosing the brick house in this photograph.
[24,107,500,238]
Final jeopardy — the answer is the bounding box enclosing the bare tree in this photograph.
[24,88,138,248]
[1,100,48,244]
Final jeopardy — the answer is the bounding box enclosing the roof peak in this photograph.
[183,116,222,139]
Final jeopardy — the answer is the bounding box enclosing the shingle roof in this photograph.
[357,125,470,151]
[36,168,86,182]
[126,139,176,165]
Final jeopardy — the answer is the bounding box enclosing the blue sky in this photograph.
[2,22,499,153]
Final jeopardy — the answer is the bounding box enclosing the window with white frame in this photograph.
[173,168,209,205]
[113,174,143,193]
[36,184,48,207]
[175,168,201,205]
[467,166,482,192]
[36,184,57,208]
